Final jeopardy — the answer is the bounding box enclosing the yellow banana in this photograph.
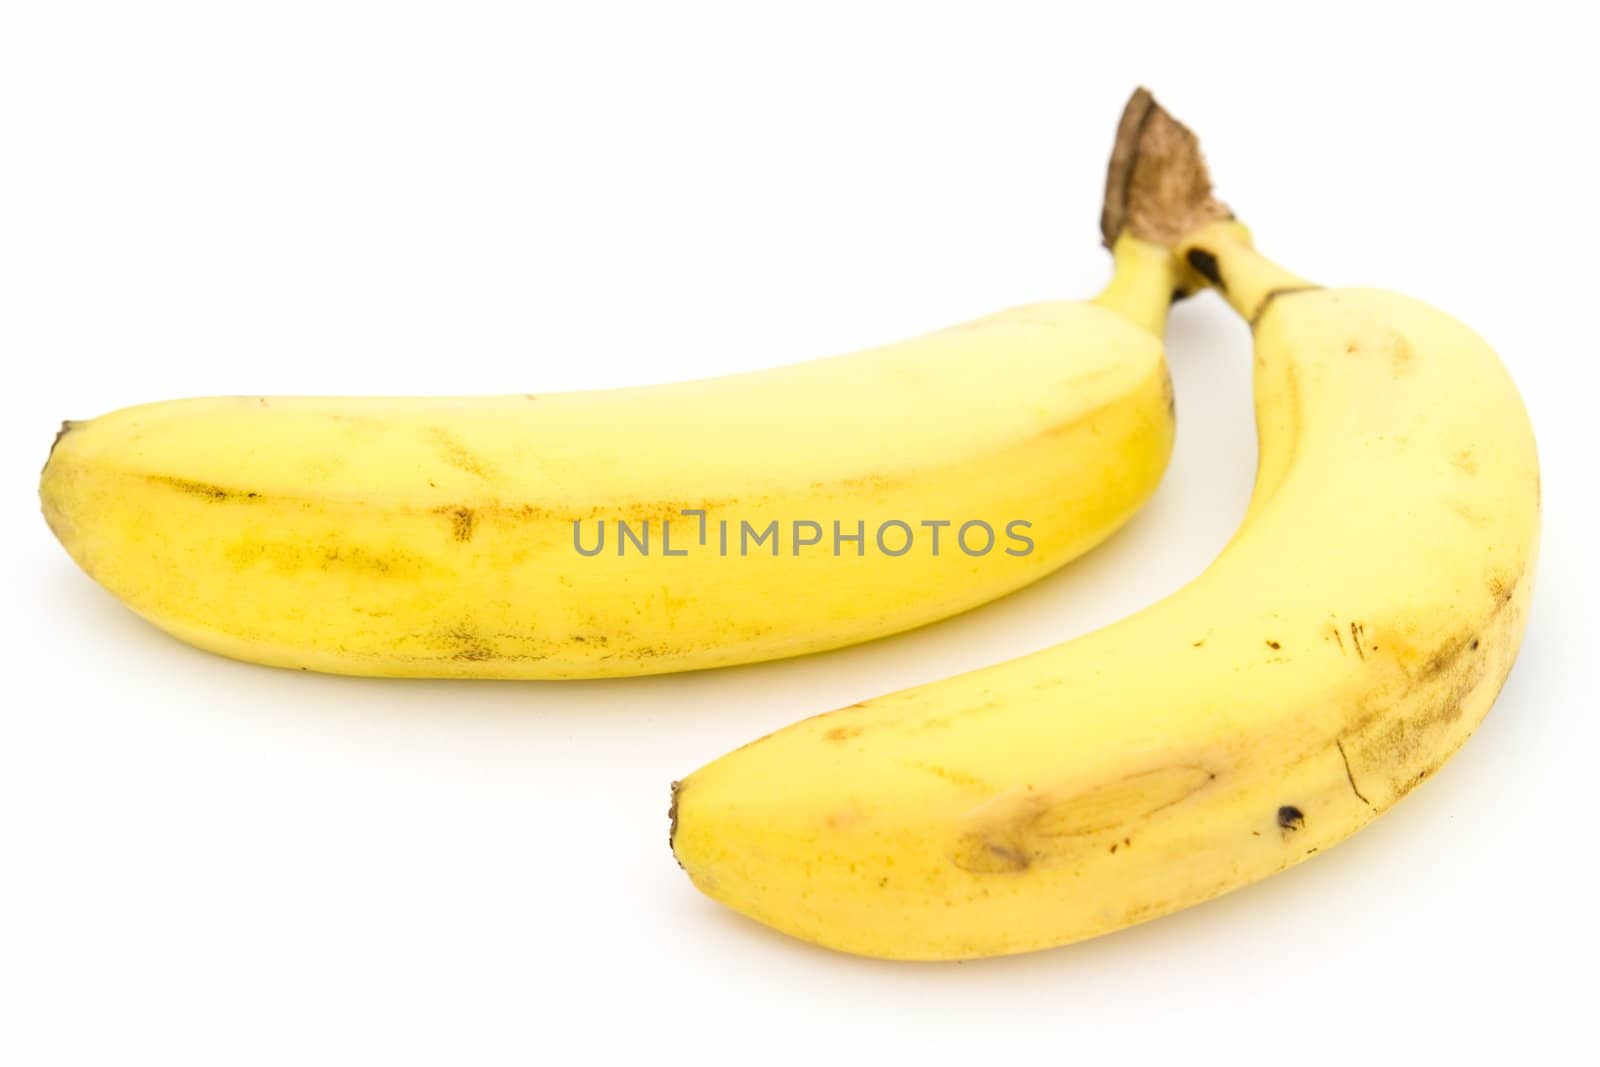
[41,233,1181,678]
[669,93,1539,959]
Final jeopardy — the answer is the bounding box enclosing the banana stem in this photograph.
[1092,234,1181,336]
[1097,89,1317,325]
[1177,221,1318,325]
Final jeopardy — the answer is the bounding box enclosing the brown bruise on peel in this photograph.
[426,427,497,480]
[436,505,476,542]
[1448,501,1490,528]
[951,765,1217,874]
[908,762,993,793]
[1337,562,1529,806]
[1341,330,1419,377]
[1387,335,1417,376]
[148,475,264,503]
[1419,627,1484,682]
[125,466,741,529]
[223,539,430,578]
[423,624,497,663]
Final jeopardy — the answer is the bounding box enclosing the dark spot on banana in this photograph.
[437,506,475,542]
[824,725,862,742]
[911,763,990,792]
[427,427,496,480]
[149,475,263,503]
[1448,500,1490,528]
[985,843,1031,871]
[442,625,495,661]
[1277,805,1305,832]
[1387,335,1417,376]
[1266,640,1281,650]
[951,835,1032,874]
[316,545,410,576]
[1419,629,1488,681]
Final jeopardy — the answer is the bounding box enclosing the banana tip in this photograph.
[668,780,683,864]
[44,419,80,473]
[1100,87,1230,251]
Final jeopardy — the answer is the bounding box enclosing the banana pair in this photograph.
[40,91,1538,960]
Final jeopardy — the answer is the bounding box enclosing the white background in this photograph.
[2,2,1595,1063]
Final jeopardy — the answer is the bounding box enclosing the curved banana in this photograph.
[40,235,1181,678]
[669,97,1539,959]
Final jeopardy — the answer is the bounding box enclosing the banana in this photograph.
[40,231,1183,678]
[669,93,1539,959]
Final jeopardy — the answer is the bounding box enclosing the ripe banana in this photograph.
[40,235,1182,678]
[669,95,1539,959]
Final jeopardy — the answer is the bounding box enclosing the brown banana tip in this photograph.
[1099,87,1231,250]
[1100,87,1156,249]
[45,420,80,469]
[668,780,682,856]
